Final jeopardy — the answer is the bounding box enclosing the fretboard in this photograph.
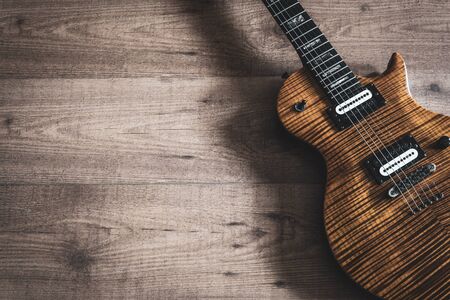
[262,0,363,103]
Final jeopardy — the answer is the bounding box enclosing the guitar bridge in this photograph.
[387,163,436,198]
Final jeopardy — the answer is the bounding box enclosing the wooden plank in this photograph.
[0,184,376,299]
[0,76,326,185]
[0,0,449,299]
[0,0,449,78]
[0,75,448,185]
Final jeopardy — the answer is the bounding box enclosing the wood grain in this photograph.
[0,76,325,185]
[0,0,450,78]
[1,184,376,299]
[0,0,449,299]
[277,53,449,299]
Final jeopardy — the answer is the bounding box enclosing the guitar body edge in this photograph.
[277,53,449,299]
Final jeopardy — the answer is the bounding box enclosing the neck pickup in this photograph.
[326,84,386,131]
[261,1,386,131]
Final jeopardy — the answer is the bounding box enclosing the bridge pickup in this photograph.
[388,163,437,198]
[364,135,426,184]
[327,83,386,131]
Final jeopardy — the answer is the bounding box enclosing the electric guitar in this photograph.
[261,1,449,299]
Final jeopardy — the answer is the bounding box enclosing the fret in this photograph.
[274,1,299,16]
[292,26,320,43]
[326,73,354,90]
[278,10,306,27]
[285,18,311,34]
[324,64,350,78]
[332,80,361,97]
[267,0,279,8]
[266,0,286,8]
[311,48,335,66]
[309,52,339,70]
[266,1,300,23]
[302,36,327,55]
[268,0,300,18]
[262,0,363,100]
[302,40,332,59]
[323,69,352,86]
[279,11,311,32]
[324,77,352,93]
[319,61,344,79]
[267,0,299,9]
[326,76,362,96]
[281,11,305,26]
[322,66,352,83]
[298,28,323,46]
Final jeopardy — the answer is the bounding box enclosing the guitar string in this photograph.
[266,1,440,203]
[345,78,439,206]
[267,0,423,212]
[289,2,440,207]
[308,48,434,208]
[266,0,424,213]
[306,53,430,209]
[363,81,443,200]
[272,1,440,211]
[270,1,429,211]
[267,0,420,213]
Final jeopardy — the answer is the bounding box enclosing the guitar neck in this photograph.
[262,0,363,102]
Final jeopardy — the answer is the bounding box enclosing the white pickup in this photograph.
[379,149,419,177]
[335,89,373,115]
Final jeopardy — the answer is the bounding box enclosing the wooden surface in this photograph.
[0,0,449,299]
[278,53,449,299]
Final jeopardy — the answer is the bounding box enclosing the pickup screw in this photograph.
[293,100,307,112]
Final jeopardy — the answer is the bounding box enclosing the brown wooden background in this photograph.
[1,0,449,299]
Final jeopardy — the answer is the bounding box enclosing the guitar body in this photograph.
[277,53,449,299]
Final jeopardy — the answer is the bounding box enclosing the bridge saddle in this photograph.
[387,163,436,198]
